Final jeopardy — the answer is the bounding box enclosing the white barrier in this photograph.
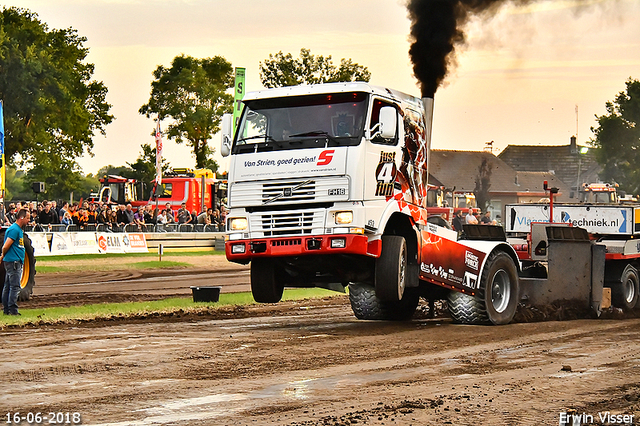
[27,232,149,256]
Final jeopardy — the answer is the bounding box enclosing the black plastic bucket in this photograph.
[190,286,221,303]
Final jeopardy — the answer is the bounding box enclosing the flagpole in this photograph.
[155,117,163,214]
[0,100,5,209]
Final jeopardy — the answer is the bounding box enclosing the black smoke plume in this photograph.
[407,0,533,98]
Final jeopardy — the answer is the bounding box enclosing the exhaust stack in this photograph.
[422,97,434,191]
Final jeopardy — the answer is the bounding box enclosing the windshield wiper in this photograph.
[288,130,341,145]
[236,134,277,144]
[289,130,331,138]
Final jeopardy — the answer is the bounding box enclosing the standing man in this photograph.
[1,208,29,315]
[452,210,464,232]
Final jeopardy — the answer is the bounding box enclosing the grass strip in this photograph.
[0,288,341,328]
[37,260,192,274]
[37,249,223,262]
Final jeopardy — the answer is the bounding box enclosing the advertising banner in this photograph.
[505,204,632,235]
[125,233,148,253]
[231,147,347,181]
[96,233,126,254]
[68,232,100,254]
[27,232,52,256]
[232,67,245,136]
[50,233,75,256]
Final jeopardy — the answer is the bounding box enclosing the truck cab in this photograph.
[222,82,522,324]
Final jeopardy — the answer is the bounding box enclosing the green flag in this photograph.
[232,67,245,136]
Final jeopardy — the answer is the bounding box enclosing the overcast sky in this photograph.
[4,0,640,175]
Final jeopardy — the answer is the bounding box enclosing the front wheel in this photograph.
[250,258,284,303]
[349,282,419,321]
[375,236,407,302]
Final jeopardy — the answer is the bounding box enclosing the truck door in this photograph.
[364,98,403,203]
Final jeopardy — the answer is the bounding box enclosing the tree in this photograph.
[590,78,640,194]
[139,55,233,169]
[259,48,371,89]
[474,158,492,212]
[0,7,113,174]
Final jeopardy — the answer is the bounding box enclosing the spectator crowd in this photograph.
[1,200,227,233]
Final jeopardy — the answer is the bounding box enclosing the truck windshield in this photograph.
[233,92,367,153]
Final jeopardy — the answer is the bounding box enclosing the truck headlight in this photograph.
[229,217,248,231]
[335,211,353,225]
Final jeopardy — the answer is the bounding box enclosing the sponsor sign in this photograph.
[68,232,100,254]
[506,204,632,235]
[50,233,75,256]
[125,233,148,253]
[231,147,347,181]
[27,232,52,256]
[97,233,126,254]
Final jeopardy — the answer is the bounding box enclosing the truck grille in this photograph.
[262,180,315,204]
[249,209,325,237]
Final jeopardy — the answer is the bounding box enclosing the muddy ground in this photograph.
[2,256,640,425]
[3,297,640,425]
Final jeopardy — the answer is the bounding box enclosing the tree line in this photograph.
[1,6,638,202]
[0,7,370,202]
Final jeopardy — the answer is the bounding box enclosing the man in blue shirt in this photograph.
[1,208,30,315]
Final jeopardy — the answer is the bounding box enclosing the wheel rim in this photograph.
[491,269,511,313]
[20,261,30,289]
[624,276,636,304]
[398,245,406,299]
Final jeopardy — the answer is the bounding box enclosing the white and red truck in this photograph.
[221,82,608,324]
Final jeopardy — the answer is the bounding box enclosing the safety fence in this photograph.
[26,223,223,234]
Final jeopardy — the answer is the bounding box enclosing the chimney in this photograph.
[570,135,577,154]
[422,97,434,188]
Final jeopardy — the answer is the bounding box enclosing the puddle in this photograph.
[85,363,436,426]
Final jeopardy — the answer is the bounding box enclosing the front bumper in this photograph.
[225,234,381,262]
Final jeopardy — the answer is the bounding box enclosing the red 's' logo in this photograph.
[317,150,334,166]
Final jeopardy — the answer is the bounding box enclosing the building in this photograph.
[498,136,601,194]
[429,149,571,221]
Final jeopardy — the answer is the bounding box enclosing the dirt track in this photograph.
[3,295,640,425]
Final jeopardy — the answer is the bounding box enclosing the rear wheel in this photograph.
[375,236,407,301]
[18,234,36,301]
[447,251,519,325]
[250,258,284,303]
[349,282,419,321]
[611,264,639,311]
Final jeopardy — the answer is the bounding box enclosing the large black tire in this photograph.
[250,258,284,303]
[448,251,519,325]
[611,264,639,311]
[18,234,36,301]
[375,235,407,301]
[349,282,419,321]
[0,231,37,302]
[447,290,488,324]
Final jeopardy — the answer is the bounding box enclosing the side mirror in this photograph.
[221,113,233,157]
[379,106,397,139]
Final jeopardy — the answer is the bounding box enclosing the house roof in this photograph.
[429,150,517,193]
[513,171,572,201]
[428,150,572,200]
[498,143,600,189]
